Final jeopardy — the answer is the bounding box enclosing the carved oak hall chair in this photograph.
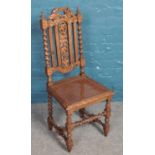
[40,7,114,152]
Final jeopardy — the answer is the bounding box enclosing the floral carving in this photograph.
[59,22,69,67]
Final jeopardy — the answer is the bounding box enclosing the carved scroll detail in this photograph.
[49,7,75,21]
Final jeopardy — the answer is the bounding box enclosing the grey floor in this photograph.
[31,102,123,155]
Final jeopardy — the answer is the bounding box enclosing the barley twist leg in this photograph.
[104,96,112,136]
[47,94,53,130]
[66,111,73,152]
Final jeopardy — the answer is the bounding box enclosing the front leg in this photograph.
[104,96,112,136]
[47,94,53,130]
[66,110,73,152]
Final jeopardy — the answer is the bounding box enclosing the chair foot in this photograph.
[103,96,112,136]
[66,139,72,152]
[103,123,110,136]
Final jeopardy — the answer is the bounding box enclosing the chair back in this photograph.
[40,7,85,84]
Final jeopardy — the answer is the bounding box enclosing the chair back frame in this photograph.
[40,7,85,86]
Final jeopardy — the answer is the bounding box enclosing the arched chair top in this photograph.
[48,7,82,22]
[50,7,75,19]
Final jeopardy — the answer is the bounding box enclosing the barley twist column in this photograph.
[104,97,112,136]
[40,12,52,83]
[77,8,85,76]
[66,111,73,152]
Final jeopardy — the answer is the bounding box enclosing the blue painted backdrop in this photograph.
[31,0,123,103]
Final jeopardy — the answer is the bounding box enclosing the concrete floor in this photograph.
[31,102,122,155]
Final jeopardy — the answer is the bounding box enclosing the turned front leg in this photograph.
[104,96,112,136]
[47,94,53,130]
[66,110,73,152]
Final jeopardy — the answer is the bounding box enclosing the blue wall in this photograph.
[31,0,123,103]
